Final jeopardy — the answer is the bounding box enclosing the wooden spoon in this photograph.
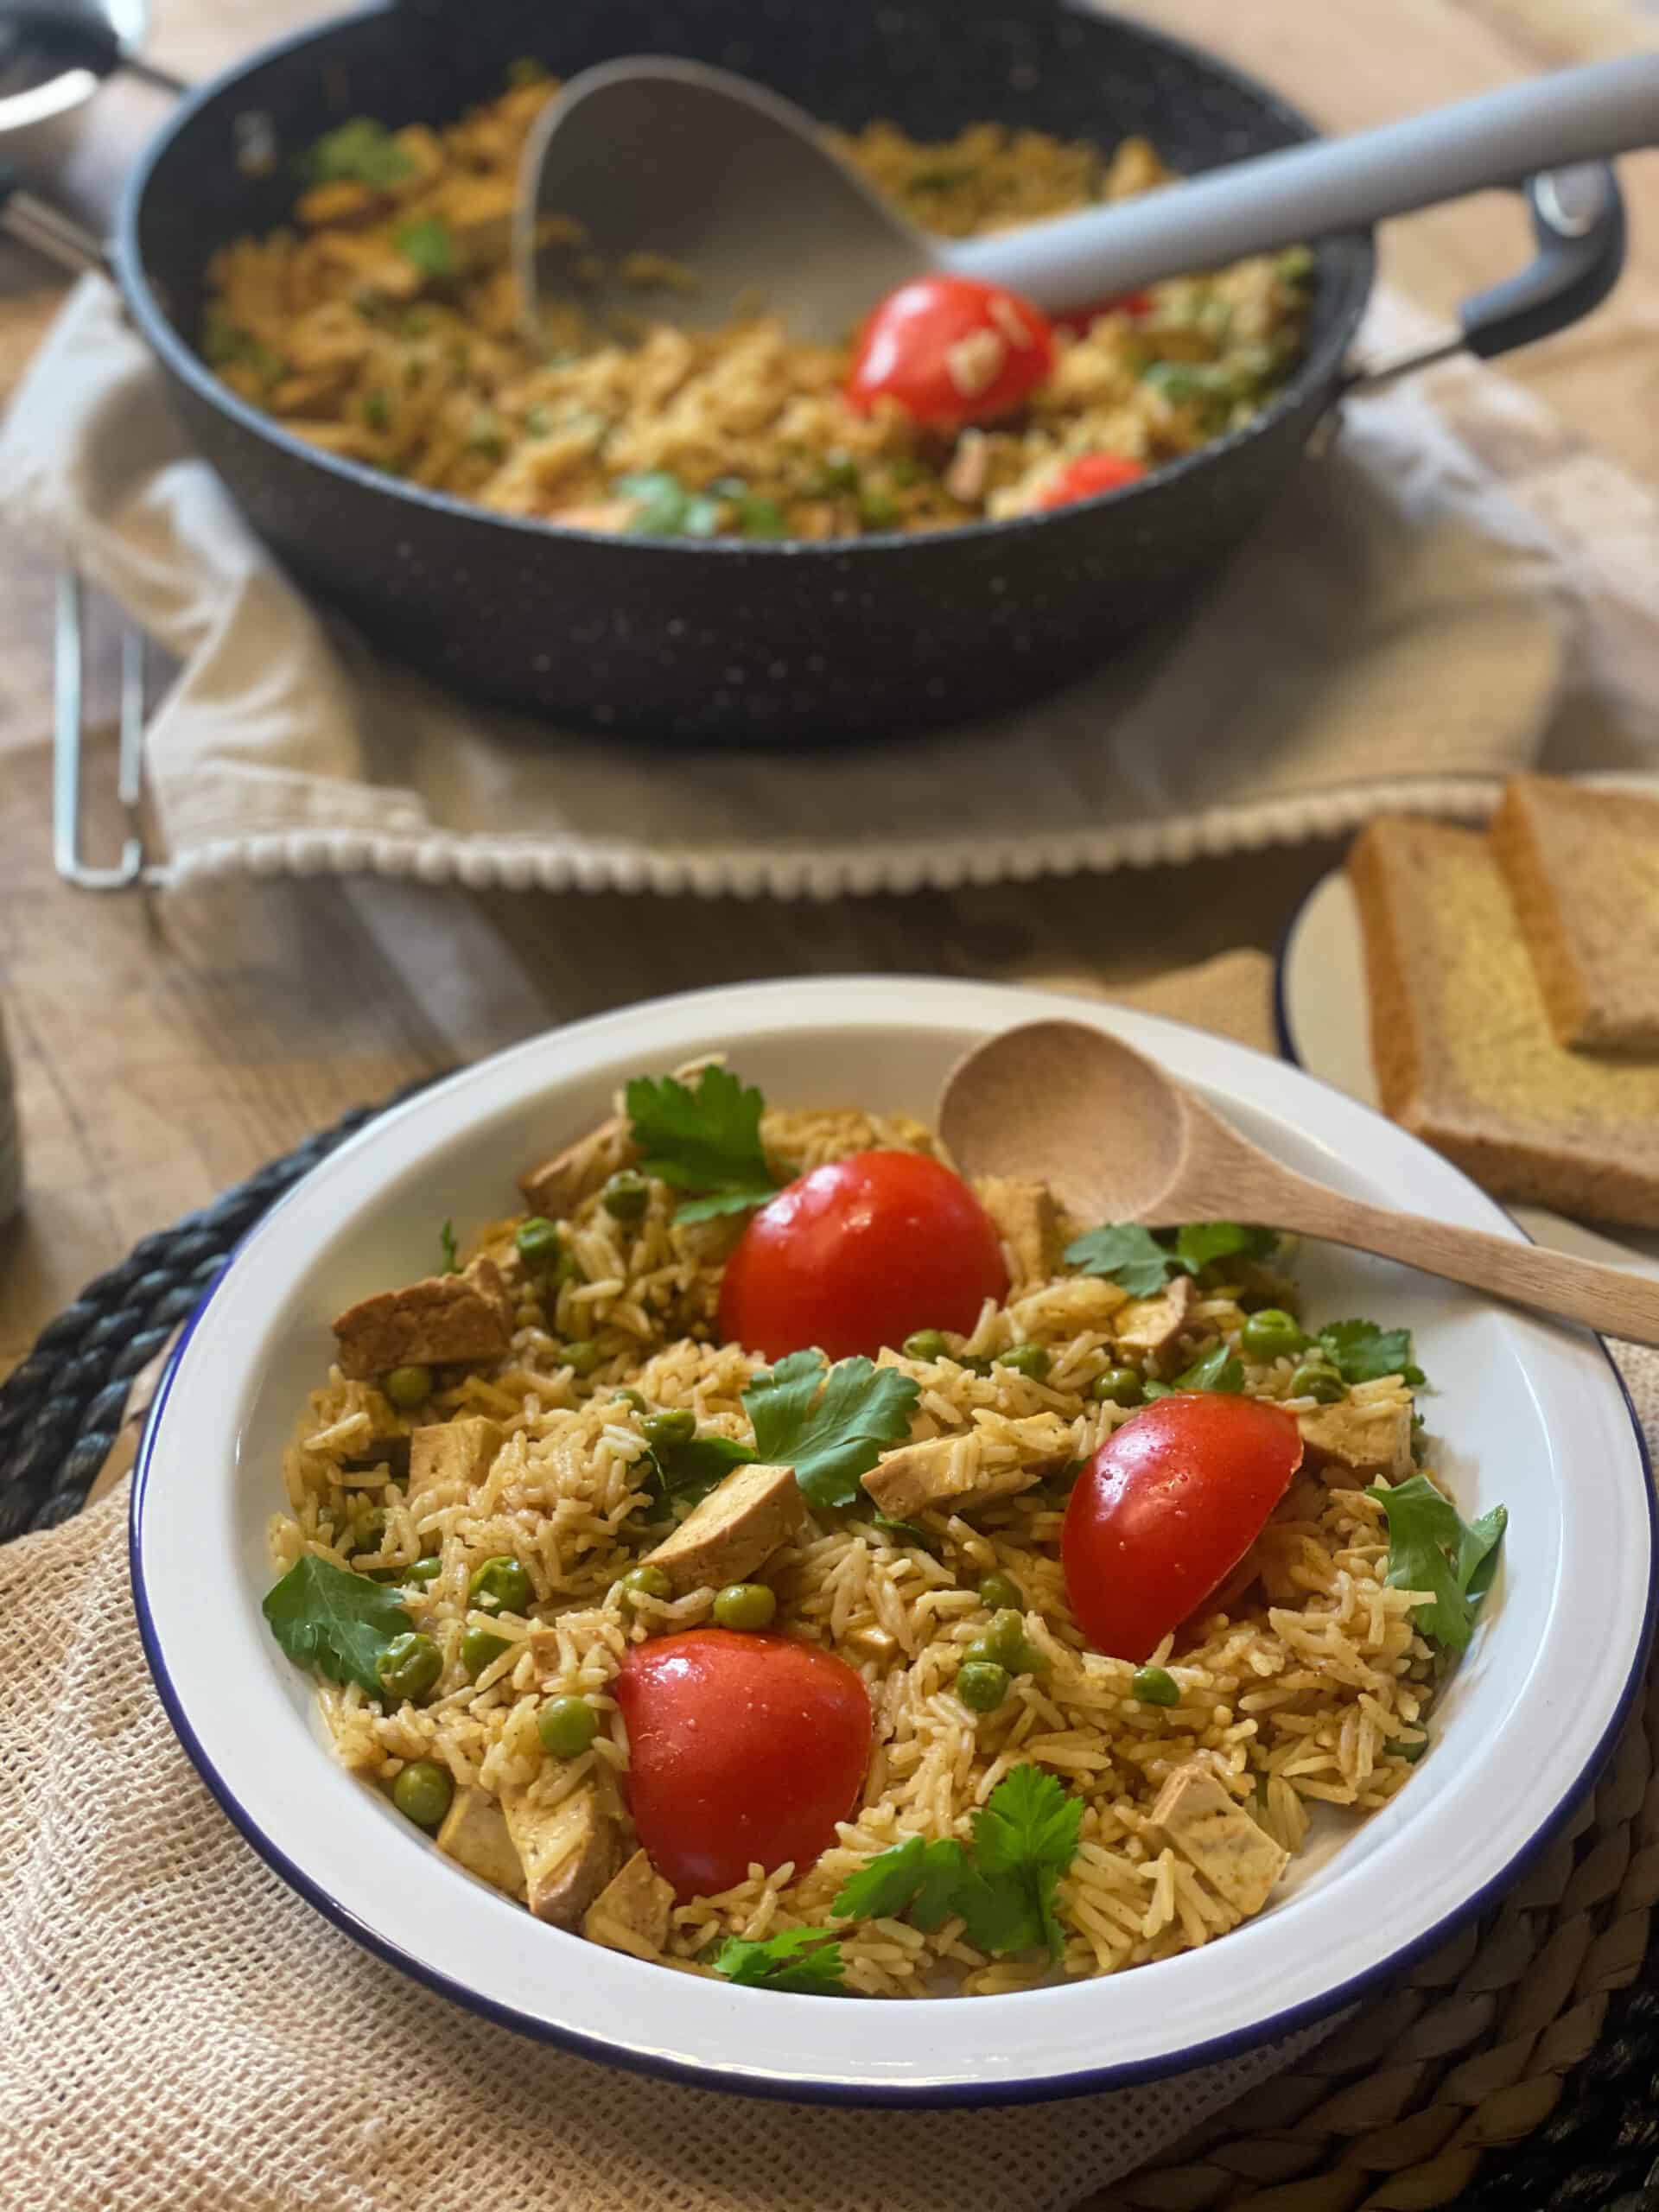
[938,1020,1659,1347]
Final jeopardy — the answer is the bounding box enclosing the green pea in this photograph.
[858,486,899,530]
[712,1581,777,1631]
[384,1364,433,1410]
[1241,1309,1306,1361]
[351,1508,388,1557]
[601,1170,652,1222]
[404,1555,442,1589]
[537,1695,600,1758]
[376,1631,442,1704]
[468,1555,532,1614]
[972,1609,1028,1671]
[902,1329,950,1362]
[621,1564,672,1605]
[1131,1665,1180,1707]
[960,1355,994,1377]
[642,1408,696,1451]
[561,1338,603,1377]
[1287,1360,1344,1403]
[978,1571,1023,1614]
[1390,1734,1429,1764]
[1046,1459,1087,1499]
[515,1216,563,1269]
[1090,1368,1144,1407]
[957,1660,1011,1713]
[995,1343,1052,1382]
[391,1758,453,1830]
[460,1624,512,1680]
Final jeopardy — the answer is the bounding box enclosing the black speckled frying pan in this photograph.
[2,0,1636,741]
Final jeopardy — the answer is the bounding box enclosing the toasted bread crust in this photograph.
[1491,775,1659,1053]
[1347,815,1659,1229]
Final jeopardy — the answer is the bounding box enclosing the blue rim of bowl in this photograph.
[111,1,1374,563]
[130,1001,1657,2107]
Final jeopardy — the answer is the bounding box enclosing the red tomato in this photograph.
[718,1148,1009,1362]
[615,1630,872,1899]
[1062,1395,1303,1662]
[1031,452,1147,511]
[844,276,1054,428]
[1053,291,1154,336]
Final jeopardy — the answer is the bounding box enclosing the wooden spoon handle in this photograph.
[1265,1177,1659,1346]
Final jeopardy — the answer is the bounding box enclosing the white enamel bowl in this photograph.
[132,977,1654,2105]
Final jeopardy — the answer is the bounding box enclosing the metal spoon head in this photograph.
[939,1020,1192,1227]
[514,56,936,353]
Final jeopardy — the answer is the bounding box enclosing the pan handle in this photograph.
[1347,160,1624,391]
[0,161,111,277]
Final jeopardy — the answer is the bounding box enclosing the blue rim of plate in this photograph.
[130,1008,1659,2108]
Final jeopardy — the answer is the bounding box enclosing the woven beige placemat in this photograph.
[1,953,1651,2212]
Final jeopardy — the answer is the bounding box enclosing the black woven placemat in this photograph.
[2,1103,1656,2208]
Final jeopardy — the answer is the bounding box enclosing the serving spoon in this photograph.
[516,53,1659,347]
[938,1020,1659,1348]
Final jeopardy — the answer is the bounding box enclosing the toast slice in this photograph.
[1491,774,1659,1053]
[1349,816,1659,1229]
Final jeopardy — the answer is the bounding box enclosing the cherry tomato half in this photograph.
[1062,1394,1303,1662]
[845,276,1054,429]
[615,1630,872,1899]
[1031,452,1147,511]
[718,1148,1009,1363]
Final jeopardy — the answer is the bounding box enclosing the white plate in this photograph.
[133,976,1654,2105]
[1277,867,1659,1281]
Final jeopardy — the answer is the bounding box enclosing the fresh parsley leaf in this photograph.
[712,1927,845,1993]
[1065,1224,1176,1299]
[1364,1473,1507,1650]
[1067,1221,1275,1298]
[262,1555,411,1696]
[616,470,722,540]
[1173,1222,1278,1273]
[438,1218,459,1274]
[301,118,415,189]
[1171,1341,1244,1394]
[970,1764,1084,1960]
[395,216,454,277]
[830,1835,967,1925]
[642,1432,757,1512]
[1317,1319,1418,1386]
[830,1770,1082,1960]
[625,1065,779,1222]
[744,1351,919,1510]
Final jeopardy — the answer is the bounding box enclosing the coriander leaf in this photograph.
[301,118,415,188]
[625,1065,779,1221]
[262,1554,411,1696]
[1171,1342,1244,1394]
[439,1217,459,1274]
[970,1764,1084,1960]
[832,1835,928,1921]
[1317,1319,1417,1386]
[831,1836,971,1928]
[671,1189,779,1225]
[1065,1224,1177,1300]
[908,1838,972,1931]
[744,1351,920,1510]
[1364,1473,1507,1650]
[617,470,722,540]
[1173,1222,1278,1273]
[642,1432,758,1512]
[712,1927,845,1993]
[951,1864,1046,1955]
[395,216,454,277]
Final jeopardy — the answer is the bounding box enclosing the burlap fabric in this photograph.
[2,952,1652,2212]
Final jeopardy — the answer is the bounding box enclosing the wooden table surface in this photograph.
[3,0,1657,1378]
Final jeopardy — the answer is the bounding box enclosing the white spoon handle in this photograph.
[946,57,1659,306]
